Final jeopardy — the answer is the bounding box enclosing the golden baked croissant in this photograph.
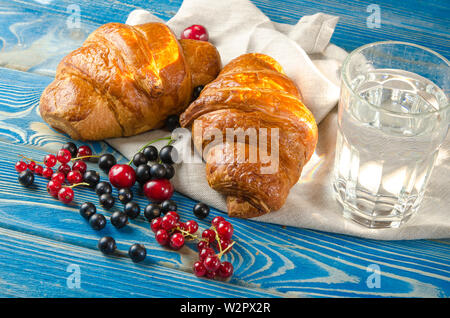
[40,22,221,140]
[180,53,318,218]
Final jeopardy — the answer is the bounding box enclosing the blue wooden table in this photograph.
[0,0,449,298]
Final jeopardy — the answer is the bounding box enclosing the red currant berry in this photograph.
[43,154,57,167]
[15,161,28,172]
[72,160,87,174]
[211,216,226,228]
[217,221,233,240]
[204,255,220,272]
[178,222,187,232]
[181,24,209,41]
[42,167,53,179]
[67,170,82,184]
[193,261,207,277]
[218,261,233,278]
[199,247,215,261]
[143,179,173,202]
[57,149,72,164]
[77,145,92,159]
[216,239,233,253]
[34,165,43,175]
[150,217,162,233]
[47,180,62,197]
[108,164,136,188]
[57,163,71,175]
[185,220,199,234]
[161,214,177,231]
[165,211,179,222]
[27,161,36,171]
[169,233,185,250]
[197,240,210,251]
[205,270,217,279]
[51,172,66,184]
[57,187,74,204]
[202,229,216,243]
[155,229,169,246]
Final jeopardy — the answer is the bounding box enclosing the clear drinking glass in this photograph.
[333,41,449,228]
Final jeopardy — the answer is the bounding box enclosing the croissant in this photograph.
[180,53,318,218]
[40,22,221,140]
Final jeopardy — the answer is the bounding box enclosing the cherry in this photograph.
[199,247,215,262]
[193,261,207,277]
[202,229,216,243]
[108,164,136,188]
[169,233,185,250]
[43,154,57,167]
[42,167,53,179]
[58,187,74,204]
[27,161,36,172]
[218,261,233,278]
[77,145,92,159]
[181,24,209,41]
[67,170,82,184]
[57,163,71,175]
[217,221,233,240]
[185,220,198,234]
[155,229,169,246]
[51,172,66,184]
[72,160,87,174]
[34,165,43,175]
[150,217,162,233]
[57,149,72,164]
[143,179,174,202]
[204,255,220,272]
[47,180,62,197]
[15,161,27,172]
[211,216,226,228]
[161,214,177,231]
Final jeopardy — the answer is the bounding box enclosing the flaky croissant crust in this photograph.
[180,53,318,218]
[40,22,221,140]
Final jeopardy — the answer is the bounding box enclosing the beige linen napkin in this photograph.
[107,0,450,240]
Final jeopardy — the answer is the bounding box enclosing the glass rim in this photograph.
[341,40,450,117]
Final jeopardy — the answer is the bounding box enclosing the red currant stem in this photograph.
[18,155,43,164]
[211,227,223,254]
[127,136,173,165]
[217,241,236,260]
[175,227,198,240]
[70,155,100,161]
[67,182,90,188]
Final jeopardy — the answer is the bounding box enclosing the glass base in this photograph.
[333,179,419,229]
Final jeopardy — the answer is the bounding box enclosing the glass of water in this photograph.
[333,41,449,228]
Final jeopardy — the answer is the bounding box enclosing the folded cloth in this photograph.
[108,0,450,240]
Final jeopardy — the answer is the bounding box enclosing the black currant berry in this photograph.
[159,145,177,164]
[165,114,180,132]
[136,164,151,184]
[79,202,96,220]
[95,181,112,196]
[89,213,107,230]
[128,244,146,263]
[61,142,78,158]
[144,203,161,221]
[118,188,133,204]
[132,152,148,167]
[192,85,204,101]
[124,202,140,219]
[160,200,177,214]
[162,163,175,179]
[193,202,210,219]
[98,236,116,254]
[110,211,128,229]
[18,170,34,186]
[142,146,158,162]
[83,170,100,188]
[99,193,115,210]
[150,163,167,179]
[98,154,117,173]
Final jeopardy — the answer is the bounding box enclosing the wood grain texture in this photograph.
[0,0,449,298]
[0,67,449,297]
